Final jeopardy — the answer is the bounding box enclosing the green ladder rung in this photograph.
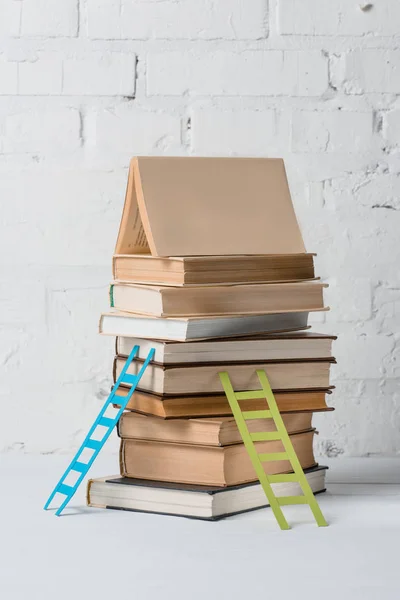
[250,431,281,442]
[242,410,272,419]
[268,473,299,483]
[235,390,266,400]
[258,452,288,462]
[277,496,309,506]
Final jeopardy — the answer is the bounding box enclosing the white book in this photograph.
[99,310,311,342]
[87,466,327,521]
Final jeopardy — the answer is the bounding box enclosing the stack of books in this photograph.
[87,157,335,520]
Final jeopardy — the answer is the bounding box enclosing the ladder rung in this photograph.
[277,496,309,506]
[98,416,114,428]
[268,473,299,483]
[250,431,282,442]
[85,439,101,450]
[71,462,87,473]
[121,374,138,385]
[57,484,75,497]
[258,452,288,462]
[242,410,272,420]
[235,390,265,400]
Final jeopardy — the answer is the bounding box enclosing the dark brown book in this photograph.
[112,253,315,286]
[119,429,317,486]
[113,387,333,419]
[118,411,314,446]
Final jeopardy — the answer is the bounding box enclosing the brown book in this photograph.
[118,411,314,446]
[119,430,316,486]
[114,387,333,418]
[116,332,336,364]
[115,157,306,257]
[114,357,334,395]
[110,281,327,318]
[112,253,315,286]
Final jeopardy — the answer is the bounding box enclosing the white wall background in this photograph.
[1,0,400,456]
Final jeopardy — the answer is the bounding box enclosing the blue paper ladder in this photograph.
[44,345,154,516]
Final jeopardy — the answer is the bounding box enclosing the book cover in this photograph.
[115,157,306,257]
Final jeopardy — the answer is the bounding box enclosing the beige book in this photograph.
[114,388,334,418]
[118,411,314,446]
[116,331,336,364]
[115,157,306,257]
[112,253,315,286]
[114,357,334,395]
[119,430,316,486]
[110,281,328,317]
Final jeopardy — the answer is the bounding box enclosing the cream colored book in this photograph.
[113,357,335,395]
[115,157,306,257]
[112,253,316,286]
[115,331,336,364]
[110,281,328,317]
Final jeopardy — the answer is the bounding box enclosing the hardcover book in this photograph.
[119,429,317,486]
[115,157,306,257]
[113,387,333,418]
[87,465,327,520]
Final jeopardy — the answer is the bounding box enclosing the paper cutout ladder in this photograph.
[44,345,155,516]
[219,370,328,530]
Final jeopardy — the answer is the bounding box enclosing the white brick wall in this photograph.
[147,50,328,96]
[0,0,399,457]
[86,0,268,40]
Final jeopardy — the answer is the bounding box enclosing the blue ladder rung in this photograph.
[85,439,101,450]
[121,374,138,385]
[58,484,75,496]
[72,461,87,473]
[98,416,115,428]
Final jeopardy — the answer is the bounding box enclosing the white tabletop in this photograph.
[1,455,399,600]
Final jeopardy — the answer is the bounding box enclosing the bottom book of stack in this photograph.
[87,465,326,521]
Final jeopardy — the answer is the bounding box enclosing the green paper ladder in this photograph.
[219,370,328,530]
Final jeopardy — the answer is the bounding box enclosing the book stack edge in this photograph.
[87,157,335,520]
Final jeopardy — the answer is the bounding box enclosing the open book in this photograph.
[115,157,306,257]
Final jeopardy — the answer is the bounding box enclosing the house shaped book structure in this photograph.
[115,157,306,257]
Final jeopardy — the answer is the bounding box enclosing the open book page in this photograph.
[115,160,150,254]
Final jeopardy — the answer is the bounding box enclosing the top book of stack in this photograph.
[113,157,312,287]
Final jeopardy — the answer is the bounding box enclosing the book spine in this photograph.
[112,255,117,280]
[109,284,115,307]
[119,440,127,476]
